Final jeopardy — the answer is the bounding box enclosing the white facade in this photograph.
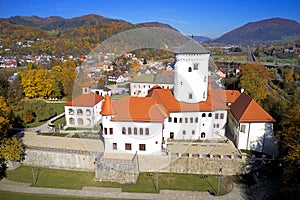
[162,111,227,145]
[102,117,163,154]
[130,82,174,97]
[227,112,277,154]
[174,53,209,103]
[65,103,102,128]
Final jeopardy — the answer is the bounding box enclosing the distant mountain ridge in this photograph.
[214,17,300,45]
[7,14,179,32]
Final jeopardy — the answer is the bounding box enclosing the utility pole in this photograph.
[154,173,159,193]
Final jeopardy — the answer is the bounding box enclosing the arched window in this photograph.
[77,109,83,115]
[86,119,91,125]
[140,128,143,135]
[78,118,83,125]
[185,118,188,123]
[122,127,126,134]
[168,117,172,122]
[145,128,149,135]
[69,117,75,124]
[174,117,177,123]
[86,109,91,116]
[128,127,132,134]
[195,117,198,123]
[203,92,206,98]
[188,67,192,72]
[68,109,74,115]
[208,113,212,117]
[202,113,206,117]
[190,117,193,123]
[179,118,182,123]
[134,128,137,135]
[201,132,206,138]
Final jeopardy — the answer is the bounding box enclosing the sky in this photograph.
[0,0,300,38]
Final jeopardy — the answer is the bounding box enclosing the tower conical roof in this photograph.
[174,39,209,54]
[100,95,114,116]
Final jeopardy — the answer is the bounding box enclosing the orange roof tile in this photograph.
[230,93,275,122]
[65,93,104,107]
[111,96,168,122]
[210,89,241,103]
[100,95,114,116]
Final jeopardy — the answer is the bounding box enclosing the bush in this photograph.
[22,100,56,122]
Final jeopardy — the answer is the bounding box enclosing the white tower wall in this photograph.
[174,53,209,103]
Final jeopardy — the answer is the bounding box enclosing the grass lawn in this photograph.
[53,117,66,129]
[0,191,132,200]
[48,103,65,114]
[7,166,229,195]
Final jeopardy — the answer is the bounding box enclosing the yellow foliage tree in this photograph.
[0,137,22,161]
[130,60,140,78]
[0,96,11,137]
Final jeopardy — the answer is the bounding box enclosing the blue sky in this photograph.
[0,0,299,38]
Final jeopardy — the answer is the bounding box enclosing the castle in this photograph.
[65,39,277,155]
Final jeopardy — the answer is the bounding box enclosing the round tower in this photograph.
[173,39,210,103]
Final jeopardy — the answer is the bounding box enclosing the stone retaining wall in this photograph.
[23,149,98,172]
[138,154,248,175]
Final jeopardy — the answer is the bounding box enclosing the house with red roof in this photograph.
[65,93,104,128]
[227,93,278,154]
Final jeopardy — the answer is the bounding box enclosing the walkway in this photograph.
[0,179,248,199]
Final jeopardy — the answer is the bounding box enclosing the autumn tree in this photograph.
[278,101,300,197]
[0,96,23,180]
[239,62,274,105]
[61,60,77,100]
[130,60,140,78]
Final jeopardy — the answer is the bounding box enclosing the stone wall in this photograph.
[138,154,248,175]
[23,148,99,172]
[95,154,139,183]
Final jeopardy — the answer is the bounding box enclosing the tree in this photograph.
[61,60,77,100]
[0,137,23,161]
[239,63,274,105]
[21,70,38,98]
[278,102,300,197]
[0,96,12,137]
[130,60,140,78]
[281,67,294,83]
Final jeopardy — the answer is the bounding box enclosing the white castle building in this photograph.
[65,39,277,155]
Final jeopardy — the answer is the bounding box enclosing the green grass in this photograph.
[7,166,229,195]
[0,191,132,200]
[53,117,66,129]
[52,133,68,137]
[48,103,65,114]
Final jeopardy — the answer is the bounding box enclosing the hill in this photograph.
[187,35,211,43]
[214,18,300,45]
[0,14,179,57]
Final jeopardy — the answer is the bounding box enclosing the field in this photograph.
[7,166,230,195]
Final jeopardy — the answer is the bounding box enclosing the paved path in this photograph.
[0,179,248,199]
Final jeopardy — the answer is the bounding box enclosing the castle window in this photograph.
[192,130,195,135]
[188,67,192,72]
[179,118,183,123]
[125,143,132,150]
[183,130,186,135]
[109,128,113,135]
[185,118,188,123]
[201,132,205,138]
[128,127,132,135]
[190,117,193,123]
[134,127,137,135]
[139,144,146,151]
[113,143,117,150]
[86,109,91,116]
[193,63,198,70]
[240,125,246,133]
[68,109,74,115]
[189,93,193,99]
[215,113,219,119]
[195,117,198,123]
[77,109,83,115]
[203,92,206,98]
[168,117,172,122]
[104,128,107,135]
[208,113,212,117]
[122,127,126,134]
[204,76,207,82]
[174,117,177,123]
[202,113,206,117]
[180,81,183,85]
[145,128,149,135]
[140,128,143,135]
[220,113,224,119]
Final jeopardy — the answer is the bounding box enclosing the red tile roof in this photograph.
[100,95,114,116]
[81,82,92,87]
[65,93,104,107]
[230,93,275,122]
